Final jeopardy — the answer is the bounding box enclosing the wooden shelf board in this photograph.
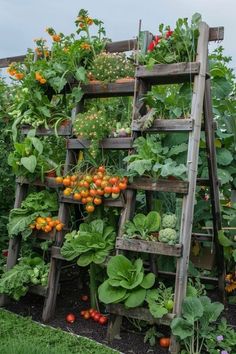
[80,79,135,98]
[21,125,72,136]
[67,137,133,150]
[16,176,59,188]
[28,285,47,297]
[107,304,175,326]
[136,62,200,84]
[132,118,193,132]
[116,238,182,256]
[59,195,125,208]
[51,246,67,261]
[128,177,189,194]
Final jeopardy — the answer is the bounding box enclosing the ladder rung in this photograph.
[128,177,189,194]
[20,124,72,136]
[107,304,175,326]
[196,178,220,186]
[79,79,135,98]
[136,62,200,85]
[67,137,133,150]
[192,232,214,241]
[59,195,125,208]
[116,238,182,257]
[158,270,218,284]
[16,176,59,188]
[132,118,193,132]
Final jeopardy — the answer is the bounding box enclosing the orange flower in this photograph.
[225,283,236,293]
[7,68,16,76]
[80,42,91,50]
[35,48,43,57]
[79,23,85,29]
[86,17,93,26]
[35,72,42,81]
[40,78,46,84]
[15,73,24,80]
[52,34,61,42]
[63,47,69,53]
[44,50,50,57]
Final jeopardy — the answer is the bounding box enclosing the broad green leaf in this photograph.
[140,273,155,289]
[233,249,236,262]
[168,143,188,157]
[133,213,147,230]
[98,280,126,304]
[124,288,146,308]
[71,86,83,103]
[217,148,233,166]
[107,255,132,280]
[218,230,233,247]
[31,137,43,155]
[146,211,161,232]
[149,303,168,318]
[200,296,224,328]
[77,252,94,267]
[171,318,194,339]
[21,155,37,173]
[127,159,153,175]
[119,272,144,290]
[75,67,87,82]
[182,296,203,323]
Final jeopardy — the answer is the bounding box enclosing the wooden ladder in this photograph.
[106,22,225,354]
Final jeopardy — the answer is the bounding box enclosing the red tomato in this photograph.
[118,182,127,190]
[159,337,170,348]
[95,179,102,187]
[81,295,89,301]
[94,197,102,205]
[96,189,104,196]
[89,308,95,315]
[83,181,90,189]
[66,313,76,324]
[104,186,112,194]
[98,166,105,173]
[99,316,108,325]
[86,204,95,213]
[80,310,86,316]
[83,311,90,320]
[93,313,101,322]
[89,189,97,197]
[109,177,118,185]
[112,186,120,194]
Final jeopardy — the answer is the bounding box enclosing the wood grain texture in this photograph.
[128,177,189,194]
[116,238,182,256]
[21,124,72,136]
[67,137,133,150]
[132,118,193,132]
[81,80,135,98]
[59,194,125,208]
[107,304,175,326]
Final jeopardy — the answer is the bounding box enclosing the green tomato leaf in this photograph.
[21,155,37,173]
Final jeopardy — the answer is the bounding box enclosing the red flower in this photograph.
[166,30,173,39]
[2,250,8,257]
[148,40,156,52]
[154,35,160,44]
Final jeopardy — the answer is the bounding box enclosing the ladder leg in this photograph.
[203,78,225,299]
[107,314,122,342]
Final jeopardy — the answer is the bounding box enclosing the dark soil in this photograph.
[4,271,236,354]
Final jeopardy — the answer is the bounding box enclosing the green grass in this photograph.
[0,309,118,354]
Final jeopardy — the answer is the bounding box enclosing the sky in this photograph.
[0,0,235,70]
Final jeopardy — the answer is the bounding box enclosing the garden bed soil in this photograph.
[4,272,236,354]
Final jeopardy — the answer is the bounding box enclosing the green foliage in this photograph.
[162,213,177,229]
[0,256,49,300]
[123,211,161,240]
[124,135,187,179]
[144,326,163,347]
[146,282,174,319]
[143,13,201,66]
[61,219,115,266]
[159,228,177,245]
[7,191,58,239]
[205,318,236,353]
[0,309,117,354]
[171,296,224,354]
[90,52,134,83]
[98,255,155,308]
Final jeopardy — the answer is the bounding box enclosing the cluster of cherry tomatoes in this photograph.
[29,216,64,233]
[80,308,108,325]
[55,166,128,213]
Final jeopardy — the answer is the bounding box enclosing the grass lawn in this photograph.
[0,309,119,354]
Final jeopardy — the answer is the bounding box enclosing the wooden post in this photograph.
[170,22,210,353]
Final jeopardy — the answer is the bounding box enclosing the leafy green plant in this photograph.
[0,256,49,300]
[146,282,174,319]
[61,219,115,266]
[123,135,187,179]
[205,318,236,353]
[8,131,58,180]
[144,326,163,347]
[7,190,58,240]
[98,255,155,308]
[142,13,201,66]
[123,211,161,240]
[171,296,224,354]
[89,52,134,83]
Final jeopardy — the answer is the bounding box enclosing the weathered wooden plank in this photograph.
[132,118,193,132]
[116,238,182,256]
[105,39,137,52]
[107,304,175,326]
[136,62,200,84]
[80,79,135,98]
[0,54,26,68]
[16,176,60,188]
[67,137,133,150]
[192,232,213,241]
[29,285,47,297]
[59,195,125,208]
[21,124,72,136]
[128,177,189,194]
[158,270,218,283]
[209,27,224,41]
[51,246,67,261]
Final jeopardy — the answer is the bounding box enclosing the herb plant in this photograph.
[146,282,174,319]
[123,211,161,240]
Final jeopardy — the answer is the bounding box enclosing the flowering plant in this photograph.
[88,52,135,83]
[142,13,201,67]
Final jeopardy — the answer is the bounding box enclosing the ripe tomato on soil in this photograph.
[66,313,76,324]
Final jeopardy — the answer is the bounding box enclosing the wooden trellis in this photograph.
[0,24,225,354]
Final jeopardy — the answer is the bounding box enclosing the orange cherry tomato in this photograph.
[109,177,118,185]
[55,176,63,184]
[112,186,120,194]
[159,338,170,348]
[95,179,102,187]
[98,166,105,173]
[86,204,95,213]
[83,181,90,189]
[89,189,97,197]
[83,311,90,320]
[118,182,127,190]
[66,313,76,324]
[63,188,72,196]
[73,193,81,201]
[81,197,88,204]
[94,197,102,205]
[81,295,89,301]
[63,178,71,187]
[81,190,89,198]
[56,223,63,231]
[96,189,104,196]
[104,186,112,194]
